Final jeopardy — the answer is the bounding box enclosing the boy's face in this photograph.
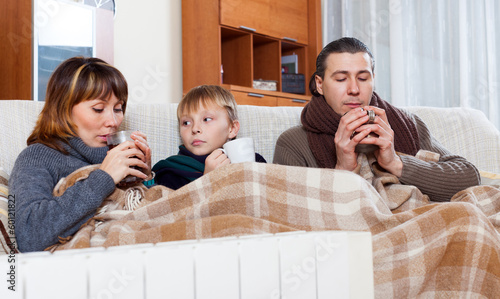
[179,102,239,156]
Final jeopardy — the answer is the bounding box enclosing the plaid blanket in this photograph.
[51,151,500,298]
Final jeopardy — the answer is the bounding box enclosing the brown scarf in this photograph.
[301,92,420,169]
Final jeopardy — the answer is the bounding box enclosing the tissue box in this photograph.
[253,79,277,91]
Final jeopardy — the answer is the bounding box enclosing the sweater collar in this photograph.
[178,145,209,163]
[64,137,109,165]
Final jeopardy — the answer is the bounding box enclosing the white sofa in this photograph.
[1,100,500,299]
[1,100,500,175]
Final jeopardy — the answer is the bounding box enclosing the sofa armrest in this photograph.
[405,106,500,174]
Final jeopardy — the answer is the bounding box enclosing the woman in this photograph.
[9,57,153,252]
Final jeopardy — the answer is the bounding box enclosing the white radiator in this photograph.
[1,231,373,299]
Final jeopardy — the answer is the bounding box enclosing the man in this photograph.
[273,37,480,202]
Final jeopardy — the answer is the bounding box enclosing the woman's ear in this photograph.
[228,120,240,139]
[315,75,324,95]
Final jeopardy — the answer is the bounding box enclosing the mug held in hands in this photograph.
[352,109,379,154]
[106,130,145,187]
[221,137,256,163]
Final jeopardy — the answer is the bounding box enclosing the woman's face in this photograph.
[71,94,124,147]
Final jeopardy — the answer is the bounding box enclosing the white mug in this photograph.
[222,137,255,163]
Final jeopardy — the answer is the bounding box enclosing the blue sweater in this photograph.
[9,138,116,252]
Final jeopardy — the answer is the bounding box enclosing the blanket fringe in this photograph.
[95,186,145,217]
[125,187,144,211]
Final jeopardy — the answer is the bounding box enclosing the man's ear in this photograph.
[228,120,240,139]
[315,75,324,95]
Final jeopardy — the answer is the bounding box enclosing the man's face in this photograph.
[315,52,374,115]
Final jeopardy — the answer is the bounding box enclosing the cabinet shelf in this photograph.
[182,0,322,106]
[221,27,252,87]
[221,26,303,94]
[253,34,280,89]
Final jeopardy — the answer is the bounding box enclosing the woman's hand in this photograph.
[100,138,149,185]
[130,131,153,178]
[204,149,230,175]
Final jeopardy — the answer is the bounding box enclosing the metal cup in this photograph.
[106,130,144,187]
[354,110,379,154]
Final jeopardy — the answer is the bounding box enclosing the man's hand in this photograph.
[356,107,403,177]
[334,107,371,171]
[336,106,403,176]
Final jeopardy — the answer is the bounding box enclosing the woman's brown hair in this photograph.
[27,57,128,153]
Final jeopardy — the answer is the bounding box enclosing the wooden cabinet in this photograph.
[0,0,32,100]
[270,1,309,44]
[224,84,309,107]
[220,0,308,44]
[182,0,322,107]
[220,0,273,38]
[277,97,309,107]
[231,91,277,107]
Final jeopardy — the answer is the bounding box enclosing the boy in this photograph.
[153,85,266,190]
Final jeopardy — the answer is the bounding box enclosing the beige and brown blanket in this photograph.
[50,151,500,298]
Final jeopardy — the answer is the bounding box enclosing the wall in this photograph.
[114,0,183,104]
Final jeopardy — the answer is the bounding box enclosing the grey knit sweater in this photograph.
[273,111,481,202]
[9,138,116,252]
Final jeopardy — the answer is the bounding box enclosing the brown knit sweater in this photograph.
[273,110,481,202]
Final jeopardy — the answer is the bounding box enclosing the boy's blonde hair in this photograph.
[177,85,238,123]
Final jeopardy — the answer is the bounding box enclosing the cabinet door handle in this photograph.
[292,99,307,103]
[283,37,298,42]
[239,25,256,32]
[248,93,264,98]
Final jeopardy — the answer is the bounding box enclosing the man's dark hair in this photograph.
[309,37,375,96]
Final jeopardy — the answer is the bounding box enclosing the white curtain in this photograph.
[322,0,500,129]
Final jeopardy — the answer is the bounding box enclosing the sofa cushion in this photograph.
[0,167,18,254]
[405,106,500,174]
[1,100,498,176]
[480,170,500,187]
[121,104,304,165]
[0,100,44,175]
[237,105,303,162]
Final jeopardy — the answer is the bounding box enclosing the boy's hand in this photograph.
[204,149,230,175]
